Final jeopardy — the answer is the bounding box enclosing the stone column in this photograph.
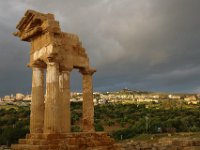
[44,62,61,133]
[30,67,45,133]
[80,69,96,132]
[59,70,71,133]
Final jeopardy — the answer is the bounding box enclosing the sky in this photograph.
[0,0,200,96]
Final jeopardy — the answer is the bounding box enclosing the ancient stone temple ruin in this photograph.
[12,10,119,150]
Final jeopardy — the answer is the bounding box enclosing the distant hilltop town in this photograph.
[0,89,200,107]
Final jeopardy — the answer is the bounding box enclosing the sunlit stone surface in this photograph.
[11,10,119,150]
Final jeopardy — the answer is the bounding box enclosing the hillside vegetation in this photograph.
[0,102,200,145]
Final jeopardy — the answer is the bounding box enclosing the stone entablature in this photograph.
[13,10,90,71]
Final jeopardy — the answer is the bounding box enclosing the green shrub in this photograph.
[112,128,136,140]
[95,123,104,131]
[71,125,82,132]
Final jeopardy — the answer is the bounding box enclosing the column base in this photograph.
[11,132,121,150]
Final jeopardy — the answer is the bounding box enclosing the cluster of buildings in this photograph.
[71,89,200,106]
[106,89,199,105]
[0,89,199,107]
[0,93,31,107]
[0,93,31,101]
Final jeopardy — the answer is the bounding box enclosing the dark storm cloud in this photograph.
[0,0,200,96]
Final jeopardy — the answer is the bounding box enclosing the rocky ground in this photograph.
[117,133,200,150]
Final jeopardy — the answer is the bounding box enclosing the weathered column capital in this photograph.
[59,65,73,73]
[27,59,47,69]
[31,66,44,70]
[46,61,58,66]
[60,69,72,74]
[79,68,96,75]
